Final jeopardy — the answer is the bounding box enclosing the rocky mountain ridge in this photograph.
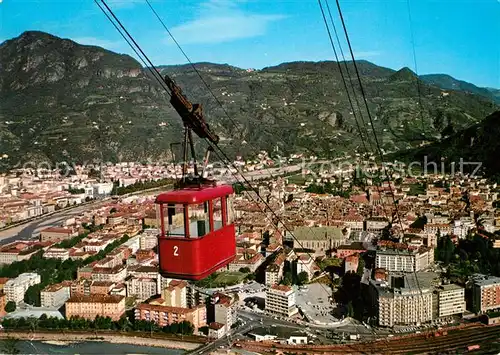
[0,31,497,169]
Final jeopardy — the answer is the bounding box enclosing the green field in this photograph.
[286,173,309,185]
[194,271,246,288]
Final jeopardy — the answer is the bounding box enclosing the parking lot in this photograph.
[235,281,266,311]
[295,283,339,325]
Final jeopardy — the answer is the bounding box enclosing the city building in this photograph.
[291,226,350,255]
[371,273,435,327]
[472,274,500,314]
[40,227,77,242]
[365,217,389,235]
[70,279,115,296]
[4,273,41,304]
[0,292,6,317]
[208,322,226,339]
[65,294,125,321]
[265,264,282,286]
[296,254,314,279]
[91,265,127,283]
[265,285,298,318]
[0,242,45,265]
[212,292,236,333]
[139,230,158,250]
[41,282,71,308]
[126,277,157,302]
[375,248,434,273]
[434,284,466,318]
[345,254,359,274]
[134,302,206,330]
[161,280,187,308]
[43,248,70,260]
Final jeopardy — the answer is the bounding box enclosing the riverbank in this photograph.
[0,331,202,351]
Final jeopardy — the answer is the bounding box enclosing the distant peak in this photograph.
[18,30,57,40]
[389,66,418,81]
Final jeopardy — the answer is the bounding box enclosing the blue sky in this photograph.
[1,0,499,88]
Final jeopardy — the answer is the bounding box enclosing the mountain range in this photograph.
[393,110,500,179]
[0,31,498,170]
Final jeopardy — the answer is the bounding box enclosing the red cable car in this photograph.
[155,74,237,281]
[156,185,236,280]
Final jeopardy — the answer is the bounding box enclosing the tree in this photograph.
[297,271,309,285]
[346,301,354,318]
[110,207,117,214]
[356,256,365,276]
[239,267,251,273]
[1,337,20,354]
[24,284,43,306]
[282,272,293,286]
[5,301,16,313]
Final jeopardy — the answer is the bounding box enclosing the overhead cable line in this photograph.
[144,0,322,159]
[317,0,371,155]
[406,0,427,136]
[324,0,373,152]
[319,0,392,223]
[335,0,426,300]
[95,0,171,96]
[318,2,405,324]
[97,0,333,298]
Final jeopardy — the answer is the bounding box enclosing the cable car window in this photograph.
[164,204,185,236]
[189,202,209,237]
[227,195,234,224]
[156,203,162,234]
[212,197,223,231]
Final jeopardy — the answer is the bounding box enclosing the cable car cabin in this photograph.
[155,185,236,281]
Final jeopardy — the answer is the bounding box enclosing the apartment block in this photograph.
[134,302,206,330]
[139,233,157,250]
[41,282,71,308]
[43,248,70,260]
[70,279,115,297]
[0,292,6,317]
[4,273,41,304]
[65,294,125,321]
[212,292,236,333]
[0,242,44,265]
[161,280,187,308]
[126,277,157,302]
[472,275,500,314]
[371,273,434,327]
[366,217,390,235]
[91,265,127,283]
[265,264,282,286]
[435,284,466,318]
[265,285,298,318]
[40,227,76,242]
[227,253,264,273]
[296,254,314,279]
[375,248,433,273]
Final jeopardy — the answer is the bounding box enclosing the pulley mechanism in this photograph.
[164,75,218,188]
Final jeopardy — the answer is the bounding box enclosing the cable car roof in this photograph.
[155,184,234,204]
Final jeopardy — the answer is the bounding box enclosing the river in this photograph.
[0,340,186,354]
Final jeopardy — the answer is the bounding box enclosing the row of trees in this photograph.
[0,230,130,306]
[436,233,500,282]
[111,178,174,196]
[305,182,350,198]
[1,314,194,335]
[24,234,131,306]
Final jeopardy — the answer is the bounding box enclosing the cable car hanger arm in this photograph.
[164,75,219,185]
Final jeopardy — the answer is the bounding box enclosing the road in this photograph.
[0,185,174,246]
[0,203,104,245]
[189,322,258,355]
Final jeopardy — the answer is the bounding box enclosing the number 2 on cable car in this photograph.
[173,246,179,256]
